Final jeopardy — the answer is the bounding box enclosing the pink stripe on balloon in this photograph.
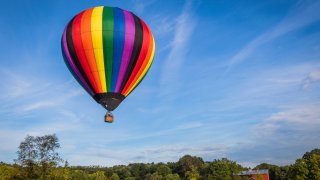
[62,25,94,95]
[115,10,135,92]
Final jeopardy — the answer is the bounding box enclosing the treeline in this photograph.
[0,134,319,179]
[1,156,245,180]
[69,156,244,180]
[1,149,320,180]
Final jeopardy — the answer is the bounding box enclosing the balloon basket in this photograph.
[104,111,114,123]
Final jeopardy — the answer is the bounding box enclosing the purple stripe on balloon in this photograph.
[62,26,94,95]
[115,10,135,92]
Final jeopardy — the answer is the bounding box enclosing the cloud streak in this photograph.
[159,1,196,100]
[228,102,320,166]
[302,69,320,89]
[67,143,230,166]
[132,0,157,14]
[0,68,84,117]
[254,103,320,136]
[228,1,320,66]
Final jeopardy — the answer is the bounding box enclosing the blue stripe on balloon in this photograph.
[111,8,125,91]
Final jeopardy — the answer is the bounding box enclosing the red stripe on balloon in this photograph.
[124,24,154,95]
[121,19,150,94]
[72,11,99,93]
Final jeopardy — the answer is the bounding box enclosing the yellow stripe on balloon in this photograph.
[91,7,107,92]
[125,36,155,96]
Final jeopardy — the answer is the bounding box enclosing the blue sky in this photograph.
[0,0,320,167]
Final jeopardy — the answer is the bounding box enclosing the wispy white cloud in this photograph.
[0,117,81,153]
[0,107,89,164]
[302,69,320,89]
[269,105,320,125]
[176,121,203,130]
[27,109,87,135]
[151,15,175,38]
[231,102,320,165]
[143,145,228,155]
[0,68,84,117]
[254,103,320,136]
[67,143,230,166]
[228,1,320,66]
[0,67,90,162]
[183,62,320,166]
[0,69,33,99]
[198,62,320,116]
[21,101,55,112]
[19,89,82,113]
[89,120,204,144]
[159,1,196,100]
[131,0,157,14]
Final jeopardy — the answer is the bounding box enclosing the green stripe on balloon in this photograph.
[102,7,114,92]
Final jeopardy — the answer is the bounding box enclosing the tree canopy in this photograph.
[0,134,319,180]
[15,134,62,179]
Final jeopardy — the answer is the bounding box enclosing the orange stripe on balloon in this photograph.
[123,21,153,95]
[121,20,150,94]
[81,8,103,93]
[72,11,99,93]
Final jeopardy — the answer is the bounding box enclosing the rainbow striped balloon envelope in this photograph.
[61,6,155,112]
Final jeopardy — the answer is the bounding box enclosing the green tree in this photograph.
[70,169,89,180]
[49,168,65,179]
[149,172,163,180]
[288,158,309,180]
[124,177,136,180]
[278,166,290,180]
[300,149,320,180]
[110,173,120,180]
[302,148,320,160]
[156,164,171,177]
[165,173,180,180]
[129,163,148,179]
[167,162,179,175]
[15,135,39,178]
[307,154,320,180]
[36,134,62,178]
[185,166,201,180]
[15,134,62,179]
[0,164,23,179]
[62,161,71,180]
[177,155,204,177]
[116,166,131,179]
[205,158,242,180]
[89,170,106,180]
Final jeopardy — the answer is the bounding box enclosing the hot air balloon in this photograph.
[61,6,155,123]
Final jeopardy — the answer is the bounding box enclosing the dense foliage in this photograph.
[0,134,319,179]
[1,149,320,179]
[14,134,62,179]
